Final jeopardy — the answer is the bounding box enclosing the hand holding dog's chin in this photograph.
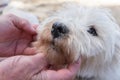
[0,54,81,80]
[0,14,37,57]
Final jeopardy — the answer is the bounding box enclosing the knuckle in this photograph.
[21,19,29,26]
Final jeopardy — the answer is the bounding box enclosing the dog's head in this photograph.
[34,6,120,69]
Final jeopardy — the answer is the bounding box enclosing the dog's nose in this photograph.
[51,22,69,38]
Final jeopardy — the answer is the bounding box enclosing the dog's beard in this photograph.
[33,21,75,69]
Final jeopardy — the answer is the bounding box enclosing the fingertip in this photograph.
[24,23,37,35]
[68,58,81,73]
[32,24,39,30]
[30,53,48,67]
[30,53,46,61]
[23,47,37,55]
[18,17,37,35]
[29,25,37,35]
[28,24,38,35]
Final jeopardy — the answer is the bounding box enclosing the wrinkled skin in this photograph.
[0,14,81,80]
[0,54,81,80]
[0,14,36,57]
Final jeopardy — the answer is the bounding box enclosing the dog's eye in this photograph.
[87,27,98,36]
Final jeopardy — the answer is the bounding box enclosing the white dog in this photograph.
[5,5,120,80]
[33,5,120,80]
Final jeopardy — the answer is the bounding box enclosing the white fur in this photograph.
[6,5,120,80]
[38,5,120,80]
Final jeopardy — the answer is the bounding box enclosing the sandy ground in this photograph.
[5,0,120,22]
[7,0,79,21]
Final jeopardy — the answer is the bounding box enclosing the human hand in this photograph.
[0,14,37,57]
[0,54,81,80]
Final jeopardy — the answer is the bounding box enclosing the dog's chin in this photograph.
[33,20,77,69]
[33,39,74,70]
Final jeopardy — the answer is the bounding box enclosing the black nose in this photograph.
[51,22,69,38]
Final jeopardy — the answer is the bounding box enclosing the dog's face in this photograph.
[34,6,120,68]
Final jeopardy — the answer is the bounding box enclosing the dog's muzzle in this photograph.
[51,22,69,38]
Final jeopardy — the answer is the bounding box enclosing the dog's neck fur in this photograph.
[77,40,120,80]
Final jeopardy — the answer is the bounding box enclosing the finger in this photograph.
[56,58,81,79]
[29,54,48,70]
[23,47,37,55]
[67,58,81,75]
[0,53,48,80]
[32,24,39,30]
[33,24,39,41]
[7,14,36,35]
[36,58,81,80]
[32,24,39,40]
[12,54,48,72]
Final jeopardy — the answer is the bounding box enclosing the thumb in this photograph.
[0,53,48,80]
[32,58,81,80]
[30,53,48,67]
[27,53,48,70]
[23,53,48,75]
[0,54,48,75]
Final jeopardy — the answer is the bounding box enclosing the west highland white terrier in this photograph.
[4,4,120,80]
[33,5,120,80]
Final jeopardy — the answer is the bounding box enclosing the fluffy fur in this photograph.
[33,5,120,80]
[7,4,120,80]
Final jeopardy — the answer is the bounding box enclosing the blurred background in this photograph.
[0,0,120,21]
